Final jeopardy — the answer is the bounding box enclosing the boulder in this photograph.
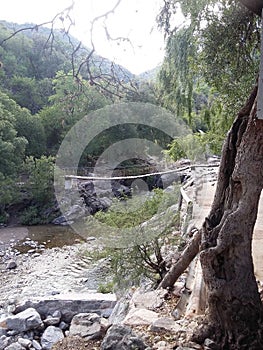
[3,308,43,333]
[101,324,147,350]
[64,204,86,221]
[32,339,42,350]
[14,293,117,324]
[123,308,159,326]
[43,316,61,326]
[0,328,6,337]
[69,313,109,340]
[0,335,9,350]
[6,260,17,270]
[5,343,25,350]
[59,321,68,331]
[108,299,129,325]
[131,289,168,310]
[153,340,174,350]
[52,216,68,225]
[150,317,181,333]
[17,337,32,348]
[41,326,64,350]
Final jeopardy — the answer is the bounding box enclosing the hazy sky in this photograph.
[1,0,167,74]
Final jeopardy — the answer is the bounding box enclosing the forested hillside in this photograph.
[0,20,164,224]
[1,1,263,348]
[0,0,259,228]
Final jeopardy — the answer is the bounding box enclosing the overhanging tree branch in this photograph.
[0,0,140,99]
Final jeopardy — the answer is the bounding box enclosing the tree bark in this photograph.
[195,85,263,348]
[239,0,263,16]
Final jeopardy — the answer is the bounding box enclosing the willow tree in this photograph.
[159,0,263,348]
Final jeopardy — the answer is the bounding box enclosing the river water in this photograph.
[0,224,83,252]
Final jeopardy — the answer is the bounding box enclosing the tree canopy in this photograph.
[157,0,261,155]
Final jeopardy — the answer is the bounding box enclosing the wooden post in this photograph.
[257,8,263,119]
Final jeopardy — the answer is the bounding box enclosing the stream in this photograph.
[0,224,113,304]
[0,224,84,252]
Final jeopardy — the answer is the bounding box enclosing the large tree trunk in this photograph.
[239,0,263,16]
[195,85,263,348]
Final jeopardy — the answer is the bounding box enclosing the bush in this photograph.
[24,156,55,206]
[98,281,115,294]
[94,187,180,229]
[20,206,40,225]
[85,187,182,290]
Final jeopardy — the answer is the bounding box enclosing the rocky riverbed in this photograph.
[0,233,208,350]
[0,169,222,350]
[0,234,113,309]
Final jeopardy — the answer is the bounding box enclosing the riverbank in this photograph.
[0,237,205,350]
[0,237,114,310]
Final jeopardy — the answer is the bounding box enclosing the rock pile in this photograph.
[0,293,117,350]
[53,170,184,225]
[0,288,220,350]
[0,238,47,274]
[53,180,132,225]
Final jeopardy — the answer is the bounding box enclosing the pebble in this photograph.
[43,316,61,326]
[18,337,32,347]
[6,260,17,270]
[32,339,42,350]
[59,321,68,331]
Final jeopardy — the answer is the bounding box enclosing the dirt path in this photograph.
[252,196,263,281]
[191,178,263,282]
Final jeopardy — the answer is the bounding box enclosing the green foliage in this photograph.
[158,0,260,155]
[9,76,53,114]
[95,188,179,228]
[87,227,184,291]
[86,188,181,289]
[166,134,204,161]
[18,156,56,225]
[24,156,55,206]
[0,91,28,176]
[20,206,40,225]
[15,112,46,158]
[158,26,196,120]
[0,174,19,218]
[97,281,115,294]
[85,248,111,262]
[0,22,71,82]
[200,3,260,112]
[40,72,110,154]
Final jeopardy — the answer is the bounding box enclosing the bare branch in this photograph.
[0,1,75,46]
[0,0,140,99]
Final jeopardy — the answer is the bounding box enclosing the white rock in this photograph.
[69,313,109,340]
[5,308,43,332]
[5,342,25,350]
[18,337,32,348]
[32,339,41,350]
[41,326,64,350]
[150,317,181,333]
[0,335,9,350]
[123,308,159,326]
[131,289,168,310]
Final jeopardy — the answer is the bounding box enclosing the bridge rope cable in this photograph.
[64,163,219,181]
